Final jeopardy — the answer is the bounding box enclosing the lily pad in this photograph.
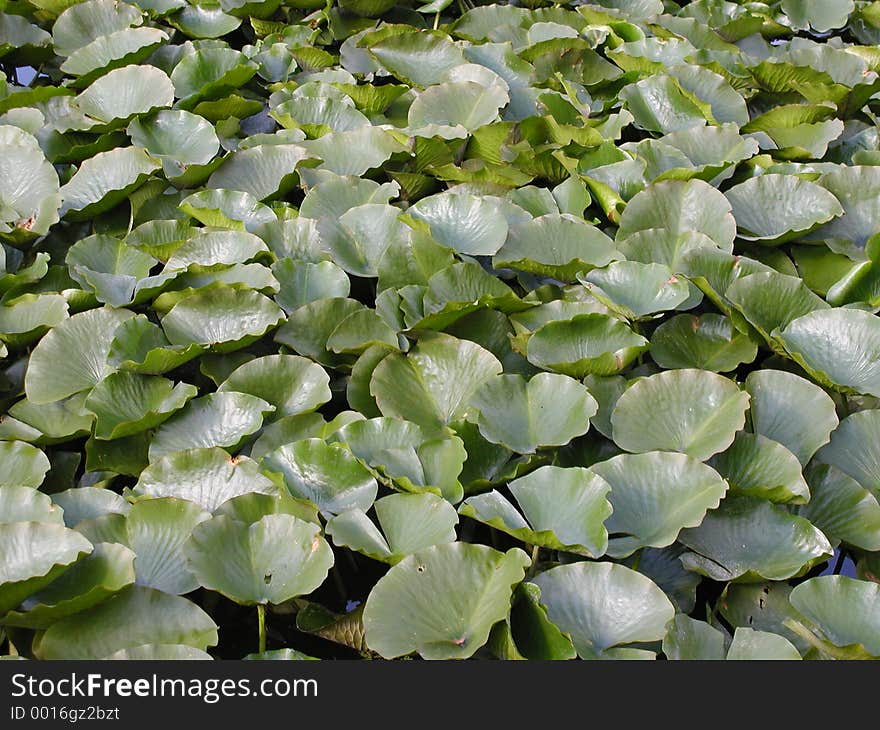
[611,369,750,460]
[148,391,275,461]
[775,309,880,397]
[468,372,597,454]
[362,543,530,659]
[261,439,378,517]
[459,465,612,558]
[525,314,648,378]
[186,513,333,605]
[649,313,757,372]
[326,492,459,564]
[24,306,134,404]
[33,585,218,659]
[370,333,502,430]
[532,561,675,660]
[84,371,197,440]
[679,496,833,582]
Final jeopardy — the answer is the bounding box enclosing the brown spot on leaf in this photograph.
[16,215,36,231]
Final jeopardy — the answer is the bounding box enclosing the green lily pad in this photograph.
[710,432,810,504]
[0,542,135,629]
[77,498,210,594]
[459,465,612,558]
[363,543,530,659]
[724,174,843,244]
[650,313,757,372]
[679,496,833,582]
[816,410,880,499]
[493,213,622,282]
[744,369,839,466]
[60,146,160,220]
[467,372,596,454]
[532,561,675,660]
[0,440,51,488]
[662,615,726,660]
[408,192,508,256]
[185,513,333,605]
[217,354,330,419]
[776,309,880,397]
[726,627,801,660]
[370,333,502,430]
[132,447,278,512]
[261,438,378,517]
[611,368,750,460]
[616,179,736,250]
[796,464,880,551]
[84,371,197,440]
[0,485,63,525]
[525,314,648,378]
[0,521,93,615]
[580,261,692,320]
[326,492,459,564]
[33,585,218,659]
[788,575,880,658]
[332,416,466,503]
[148,391,274,461]
[161,284,285,353]
[24,306,134,404]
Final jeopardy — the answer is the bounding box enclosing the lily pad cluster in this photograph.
[2,0,880,661]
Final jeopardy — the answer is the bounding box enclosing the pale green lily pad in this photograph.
[326,492,459,564]
[409,192,508,256]
[59,146,160,220]
[493,213,621,282]
[650,313,757,372]
[468,372,596,454]
[0,485,63,525]
[261,438,378,517]
[148,392,274,461]
[108,315,204,375]
[370,333,502,430]
[726,627,801,660]
[679,496,833,582]
[724,174,843,244]
[33,585,218,659]
[363,543,530,659]
[662,615,726,660]
[709,432,810,504]
[1,542,135,629]
[796,464,880,551]
[816,410,880,499]
[217,354,330,419]
[533,561,675,660]
[525,314,648,378]
[84,371,197,440]
[208,143,314,201]
[332,416,466,503]
[580,261,691,320]
[0,521,93,615]
[776,309,880,397]
[52,487,130,527]
[459,465,612,558]
[591,451,728,558]
[611,369,750,460]
[76,498,210,594]
[132,447,278,512]
[744,369,838,466]
[0,440,51,487]
[186,513,333,605]
[161,284,285,353]
[788,575,880,658]
[616,178,736,250]
[24,306,134,404]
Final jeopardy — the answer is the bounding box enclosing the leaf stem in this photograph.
[833,548,846,575]
[630,549,642,572]
[526,544,541,579]
[433,11,440,30]
[257,603,267,654]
